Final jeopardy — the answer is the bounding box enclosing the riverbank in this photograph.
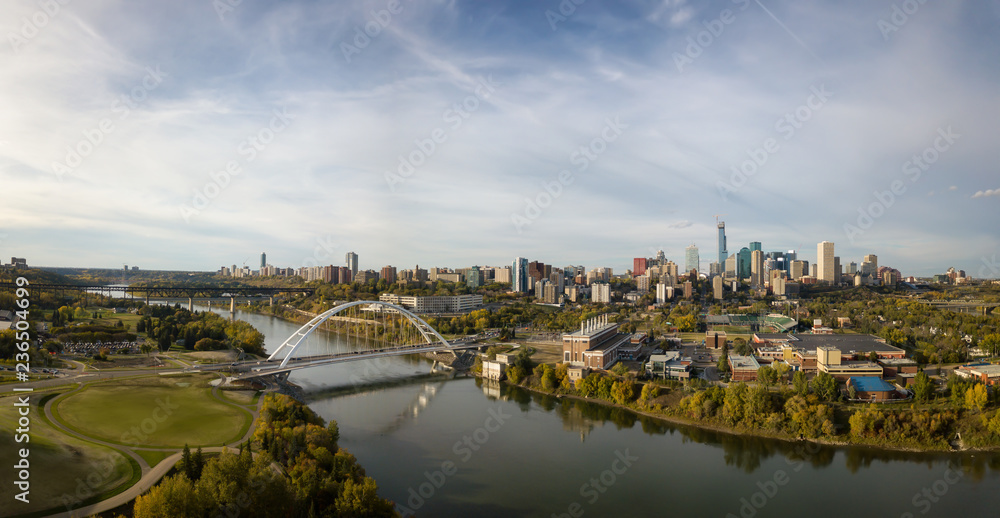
[502,376,992,455]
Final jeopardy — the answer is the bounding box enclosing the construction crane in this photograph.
[714,214,727,225]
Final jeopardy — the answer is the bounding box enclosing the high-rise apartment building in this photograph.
[380,265,397,284]
[633,257,647,277]
[592,283,611,303]
[685,245,699,274]
[512,257,529,293]
[260,252,266,269]
[346,252,358,277]
[817,241,835,283]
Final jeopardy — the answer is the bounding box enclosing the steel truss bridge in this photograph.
[226,300,479,379]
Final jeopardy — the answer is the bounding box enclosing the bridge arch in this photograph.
[266,300,454,368]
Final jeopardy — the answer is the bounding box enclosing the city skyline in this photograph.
[2,1,998,276]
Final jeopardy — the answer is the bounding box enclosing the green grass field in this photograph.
[53,374,249,448]
[0,392,133,516]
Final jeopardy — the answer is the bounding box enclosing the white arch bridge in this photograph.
[231,300,480,379]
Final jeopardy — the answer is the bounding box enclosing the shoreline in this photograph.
[505,379,993,456]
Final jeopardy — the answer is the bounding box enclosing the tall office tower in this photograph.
[712,275,723,300]
[655,250,666,266]
[751,250,764,287]
[863,254,878,275]
[817,241,835,282]
[685,244,699,274]
[346,252,359,277]
[750,241,762,252]
[737,247,751,280]
[848,262,858,275]
[790,260,807,280]
[260,252,266,269]
[786,250,796,263]
[467,266,482,288]
[833,257,841,285]
[810,264,818,278]
[512,257,529,293]
[633,258,647,277]
[725,254,737,279]
[709,262,722,277]
[769,251,787,272]
[718,222,728,265]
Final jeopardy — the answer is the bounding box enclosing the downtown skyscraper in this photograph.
[717,221,727,266]
[685,245,699,274]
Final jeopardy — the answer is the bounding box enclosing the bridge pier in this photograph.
[189,297,194,312]
[269,296,273,307]
[145,294,149,307]
[230,297,236,314]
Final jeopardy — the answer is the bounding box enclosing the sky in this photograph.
[1,0,998,278]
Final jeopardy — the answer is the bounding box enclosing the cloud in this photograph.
[972,189,1000,198]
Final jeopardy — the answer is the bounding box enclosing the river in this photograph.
[200,304,1000,517]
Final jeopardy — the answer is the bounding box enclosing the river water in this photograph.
[198,304,1000,517]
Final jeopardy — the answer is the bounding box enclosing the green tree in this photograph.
[812,372,839,402]
[611,363,629,377]
[756,366,778,388]
[722,382,747,425]
[793,371,809,396]
[733,337,752,356]
[913,371,933,402]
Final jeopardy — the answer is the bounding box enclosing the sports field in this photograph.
[53,374,249,448]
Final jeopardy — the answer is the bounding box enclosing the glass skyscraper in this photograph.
[685,245,699,274]
[717,222,727,265]
[512,257,529,293]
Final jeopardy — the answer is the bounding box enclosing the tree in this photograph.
[734,337,752,356]
[639,383,660,407]
[133,474,206,518]
[965,384,988,412]
[913,371,933,402]
[722,382,747,425]
[611,378,635,405]
[756,366,778,388]
[793,371,809,396]
[773,362,791,384]
[812,372,839,402]
[611,363,629,377]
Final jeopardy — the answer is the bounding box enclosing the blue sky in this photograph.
[1,0,998,277]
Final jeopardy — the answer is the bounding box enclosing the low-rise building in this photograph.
[817,346,883,381]
[563,314,630,370]
[729,355,760,381]
[483,360,506,381]
[379,293,483,313]
[955,364,1000,386]
[848,376,900,402]
[707,331,727,350]
[878,358,918,378]
[646,352,692,380]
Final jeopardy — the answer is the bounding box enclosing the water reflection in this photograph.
[494,384,1000,478]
